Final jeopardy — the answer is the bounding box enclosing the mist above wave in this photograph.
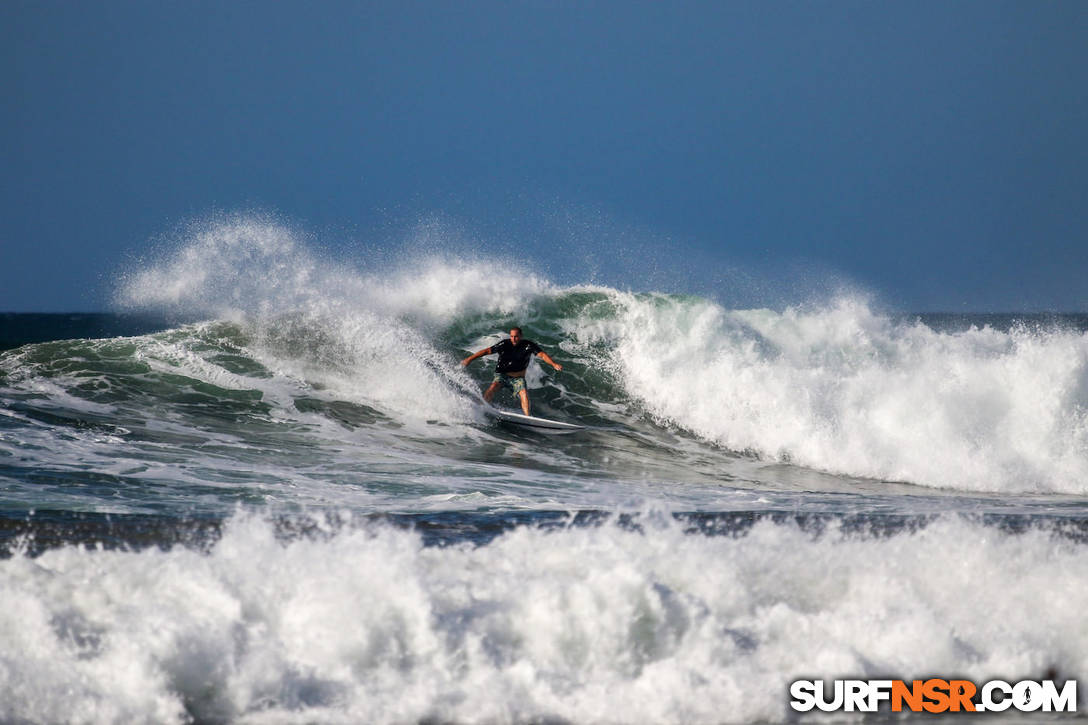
[114,213,553,326]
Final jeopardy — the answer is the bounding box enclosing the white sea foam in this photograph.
[1,513,1084,724]
[576,292,1088,494]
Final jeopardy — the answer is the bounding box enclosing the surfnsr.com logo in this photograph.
[789,679,1077,713]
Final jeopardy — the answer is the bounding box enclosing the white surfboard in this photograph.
[485,406,585,432]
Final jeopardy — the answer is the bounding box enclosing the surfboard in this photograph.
[485,406,585,432]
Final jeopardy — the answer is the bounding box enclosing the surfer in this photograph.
[461,327,563,415]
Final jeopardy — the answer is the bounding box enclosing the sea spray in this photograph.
[115,213,552,327]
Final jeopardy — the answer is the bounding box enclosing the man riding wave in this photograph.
[461,327,562,415]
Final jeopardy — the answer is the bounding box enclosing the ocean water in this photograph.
[3,218,1088,723]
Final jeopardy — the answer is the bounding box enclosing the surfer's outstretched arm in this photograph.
[536,351,563,371]
[461,348,492,367]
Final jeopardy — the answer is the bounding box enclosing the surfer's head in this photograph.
[509,327,522,342]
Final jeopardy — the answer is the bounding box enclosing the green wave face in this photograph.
[0,299,754,516]
[6,281,1088,512]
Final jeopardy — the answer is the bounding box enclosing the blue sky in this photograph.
[3,0,1087,312]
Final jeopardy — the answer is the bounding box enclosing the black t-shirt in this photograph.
[490,338,542,373]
